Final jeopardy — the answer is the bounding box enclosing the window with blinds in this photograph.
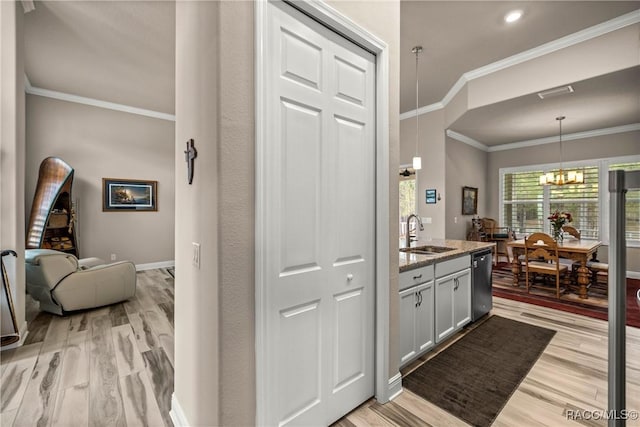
[549,166,599,239]
[609,162,640,244]
[500,157,640,246]
[503,170,544,236]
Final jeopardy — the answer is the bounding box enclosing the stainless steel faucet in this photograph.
[406,214,424,248]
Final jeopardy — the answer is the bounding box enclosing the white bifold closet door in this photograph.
[263,1,376,426]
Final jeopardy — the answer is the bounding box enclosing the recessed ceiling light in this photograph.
[505,10,523,23]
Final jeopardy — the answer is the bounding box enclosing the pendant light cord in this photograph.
[415,48,419,158]
[413,46,422,162]
[557,115,565,173]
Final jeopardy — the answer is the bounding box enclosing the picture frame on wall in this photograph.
[462,186,477,215]
[102,178,157,211]
[425,189,437,204]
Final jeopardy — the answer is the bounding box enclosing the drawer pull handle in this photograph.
[347,274,354,281]
[413,274,422,280]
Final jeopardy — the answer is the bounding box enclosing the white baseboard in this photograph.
[135,260,175,271]
[170,393,190,427]
[388,372,403,401]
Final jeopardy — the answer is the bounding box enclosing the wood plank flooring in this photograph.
[1,268,174,427]
[3,268,640,426]
[336,298,640,427]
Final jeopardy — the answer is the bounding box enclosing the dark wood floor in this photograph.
[0,268,174,427]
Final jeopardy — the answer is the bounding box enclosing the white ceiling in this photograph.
[23,1,640,146]
[24,1,175,114]
[450,66,640,146]
[400,1,640,147]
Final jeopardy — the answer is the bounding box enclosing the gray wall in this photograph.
[400,110,447,239]
[26,95,175,265]
[173,1,400,425]
[445,137,487,239]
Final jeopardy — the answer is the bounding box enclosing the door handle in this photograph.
[418,291,422,307]
[415,292,419,308]
[454,277,459,291]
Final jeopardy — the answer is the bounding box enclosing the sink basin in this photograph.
[400,245,457,256]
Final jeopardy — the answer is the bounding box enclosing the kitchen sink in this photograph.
[399,245,457,256]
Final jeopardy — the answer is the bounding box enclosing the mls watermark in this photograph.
[565,409,640,421]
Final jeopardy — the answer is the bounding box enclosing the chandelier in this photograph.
[539,116,584,185]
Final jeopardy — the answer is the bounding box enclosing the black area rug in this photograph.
[403,315,556,427]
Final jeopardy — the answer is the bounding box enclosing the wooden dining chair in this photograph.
[524,232,569,299]
[559,224,608,294]
[562,224,581,239]
[481,217,515,265]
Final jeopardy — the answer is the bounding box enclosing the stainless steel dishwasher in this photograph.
[471,249,493,321]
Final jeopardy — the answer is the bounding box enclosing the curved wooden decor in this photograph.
[26,157,78,257]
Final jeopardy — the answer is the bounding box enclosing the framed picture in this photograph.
[102,178,157,211]
[462,186,478,215]
[426,189,437,204]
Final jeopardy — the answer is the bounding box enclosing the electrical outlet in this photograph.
[110,254,116,261]
[192,242,200,269]
[454,216,458,223]
[423,217,432,224]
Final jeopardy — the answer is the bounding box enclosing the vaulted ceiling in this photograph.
[23,1,640,147]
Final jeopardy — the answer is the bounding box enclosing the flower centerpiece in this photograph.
[548,210,572,242]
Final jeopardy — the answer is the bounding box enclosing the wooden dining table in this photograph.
[507,238,602,299]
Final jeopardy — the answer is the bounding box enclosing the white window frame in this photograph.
[499,154,640,247]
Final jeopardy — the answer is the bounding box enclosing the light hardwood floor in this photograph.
[1,268,174,427]
[2,269,639,426]
[336,299,640,427]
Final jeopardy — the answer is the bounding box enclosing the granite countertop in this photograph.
[399,238,495,273]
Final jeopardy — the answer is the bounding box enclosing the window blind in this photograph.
[503,170,544,237]
[549,166,599,239]
[609,162,640,243]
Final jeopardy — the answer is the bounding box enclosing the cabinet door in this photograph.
[399,287,418,365]
[415,281,434,353]
[454,268,471,329]
[435,273,455,343]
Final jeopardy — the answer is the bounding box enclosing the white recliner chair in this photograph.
[25,249,136,315]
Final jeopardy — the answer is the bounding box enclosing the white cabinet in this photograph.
[399,254,472,365]
[399,266,434,366]
[435,255,471,344]
[453,268,471,328]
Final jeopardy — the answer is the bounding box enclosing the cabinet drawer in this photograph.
[435,255,470,278]
[399,264,434,291]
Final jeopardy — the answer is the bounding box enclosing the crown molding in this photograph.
[446,130,488,152]
[465,9,640,82]
[24,73,32,90]
[485,123,640,152]
[399,101,444,120]
[26,84,176,122]
[400,10,640,121]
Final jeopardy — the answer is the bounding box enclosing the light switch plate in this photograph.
[192,242,200,269]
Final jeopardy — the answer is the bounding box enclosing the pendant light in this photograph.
[412,46,423,170]
[539,116,584,185]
